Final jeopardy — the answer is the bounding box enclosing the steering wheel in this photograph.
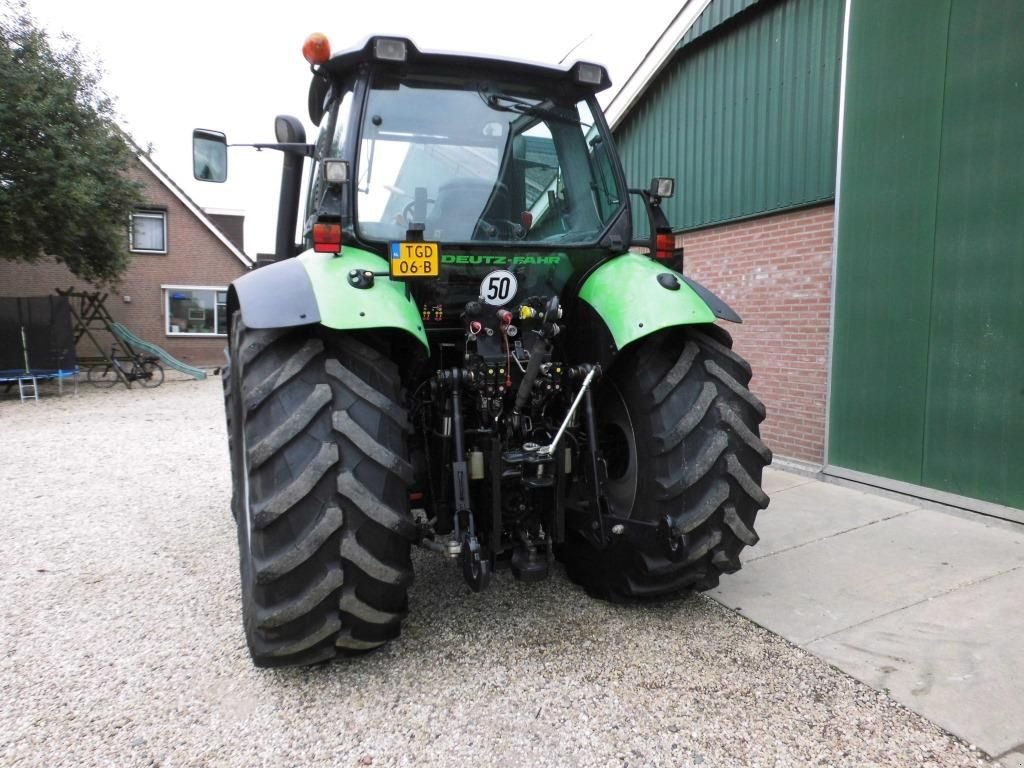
[402,198,435,225]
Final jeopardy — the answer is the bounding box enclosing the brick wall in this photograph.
[680,204,835,464]
[0,159,250,367]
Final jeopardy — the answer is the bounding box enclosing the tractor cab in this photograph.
[301,36,629,252]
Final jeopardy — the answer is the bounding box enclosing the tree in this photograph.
[0,1,142,284]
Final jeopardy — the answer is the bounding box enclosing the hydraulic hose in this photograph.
[514,337,552,413]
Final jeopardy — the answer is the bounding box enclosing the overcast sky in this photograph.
[26,0,682,257]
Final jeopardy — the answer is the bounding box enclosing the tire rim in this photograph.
[597,380,638,517]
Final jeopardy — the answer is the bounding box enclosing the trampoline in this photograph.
[0,296,78,402]
[0,368,79,400]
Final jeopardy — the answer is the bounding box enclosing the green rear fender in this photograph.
[576,253,739,361]
[228,247,428,352]
[302,248,429,352]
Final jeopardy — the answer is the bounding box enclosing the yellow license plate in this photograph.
[389,241,440,278]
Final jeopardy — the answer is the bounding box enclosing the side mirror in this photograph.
[192,129,227,183]
[275,115,306,144]
[648,177,675,199]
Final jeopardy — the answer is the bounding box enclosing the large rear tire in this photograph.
[227,316,415,667]
[563,325,771,600]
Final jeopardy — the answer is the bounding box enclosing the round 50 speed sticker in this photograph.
[480,270,518,306]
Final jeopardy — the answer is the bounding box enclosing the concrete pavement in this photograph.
[711,467,1024,767]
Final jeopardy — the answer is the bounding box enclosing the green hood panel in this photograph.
[299,248,429,352]
[578,254,717,351]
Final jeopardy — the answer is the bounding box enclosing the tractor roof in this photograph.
[307,35,611,125]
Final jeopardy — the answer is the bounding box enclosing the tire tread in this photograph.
[228,319,413,667]
[563,325,770,601]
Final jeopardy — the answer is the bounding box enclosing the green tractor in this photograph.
[193,34,771,667]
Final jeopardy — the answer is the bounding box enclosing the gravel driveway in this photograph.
[0,377,994,767]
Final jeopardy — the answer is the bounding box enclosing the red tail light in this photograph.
[312,222,342,253]
[655,230,679,257]
[655,230,685,271]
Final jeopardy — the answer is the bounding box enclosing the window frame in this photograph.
[303,84,355,250]
[351,74,625,247]
[162,285,228,337]
[130,209,168,254]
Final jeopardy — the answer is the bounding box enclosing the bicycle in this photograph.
[87,346,165,388]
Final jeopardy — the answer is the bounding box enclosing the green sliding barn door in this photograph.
[829,0,1024,510]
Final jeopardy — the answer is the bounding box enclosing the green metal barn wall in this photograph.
[615,0,844,232]
[829,0,1024,509]
[678,0,761,47]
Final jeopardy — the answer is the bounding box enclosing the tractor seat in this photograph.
[427,178,498,241]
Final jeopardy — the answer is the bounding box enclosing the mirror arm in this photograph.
[232,142,316,157]
[628,187,672,251]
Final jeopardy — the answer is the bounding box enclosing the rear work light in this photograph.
[649,177,676,198]
[573,62,606,87]
[374,38,408,62]
[312,221,342,254]
[322,158,349,184]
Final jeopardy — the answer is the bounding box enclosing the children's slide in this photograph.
[111,323,207,381]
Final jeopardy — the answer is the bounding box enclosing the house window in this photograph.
[131,210,167,253]
[164,287,228,336]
